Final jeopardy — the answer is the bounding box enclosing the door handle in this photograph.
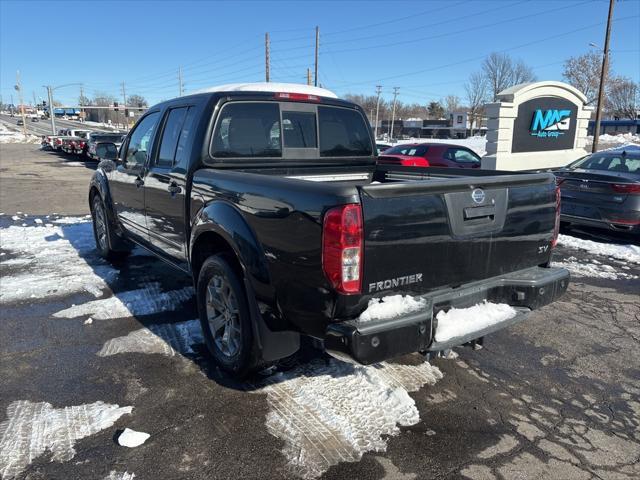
[135,177,144,188]
[167,181,182,195]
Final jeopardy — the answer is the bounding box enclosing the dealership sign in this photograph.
[530,109,571,138]
[511,97,578,153]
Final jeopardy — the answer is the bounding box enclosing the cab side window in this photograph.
[125,112,160,167]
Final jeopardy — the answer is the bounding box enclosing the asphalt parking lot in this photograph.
[1,143,639,480]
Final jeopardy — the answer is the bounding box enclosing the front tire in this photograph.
[197,254,255,377]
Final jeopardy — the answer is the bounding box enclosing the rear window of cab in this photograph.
[210,101,373,159]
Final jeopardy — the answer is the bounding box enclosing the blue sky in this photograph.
[1,0,639,108]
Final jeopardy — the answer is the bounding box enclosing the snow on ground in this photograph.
[585,132,640,150]
[558,234,640,265]
[117,428,150,448]
[97,320,202,357]
[554,256,638,281]
[359,295,427,322]
[0,221,119,303]
[104,472,136,480]
[435,302,517,343]
[0,401,132,479]
[254,359,443,479]
[53,282,194,320]
[0,122,40,144]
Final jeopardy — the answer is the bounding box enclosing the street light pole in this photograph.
[592,0,615,153]
[46,86,56,134]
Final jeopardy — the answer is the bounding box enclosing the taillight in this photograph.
[551,186,561,248]
[322,204,363,294]
[274,92,320,102]
[611,183,640,195]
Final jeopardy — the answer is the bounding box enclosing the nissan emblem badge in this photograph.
[471,188,485,204]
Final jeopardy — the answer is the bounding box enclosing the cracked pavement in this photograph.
[1,144,639,479]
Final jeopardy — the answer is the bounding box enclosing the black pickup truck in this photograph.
[90,84,569,376]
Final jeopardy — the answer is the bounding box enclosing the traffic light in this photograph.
[114,102,119,111]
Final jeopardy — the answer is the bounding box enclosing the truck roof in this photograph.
[191,82,338,99]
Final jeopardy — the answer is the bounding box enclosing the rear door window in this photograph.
[157,107,189,168]
[211,102,281,158]
[318,106,372,157]
[447,148,480,164]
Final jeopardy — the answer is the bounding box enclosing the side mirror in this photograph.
[96,142,118,161]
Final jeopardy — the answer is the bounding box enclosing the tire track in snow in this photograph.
[253,359,443,479]
[97,320,203,357]
[0,400,132,479]
[53,282,194,320]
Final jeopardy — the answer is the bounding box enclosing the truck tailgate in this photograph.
[359,169,557,296]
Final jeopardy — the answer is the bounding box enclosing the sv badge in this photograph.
[538,245,549,254]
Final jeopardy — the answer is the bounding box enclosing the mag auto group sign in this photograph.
[512,97,578,153]
[483,81,592,170]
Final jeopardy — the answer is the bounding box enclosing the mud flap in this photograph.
[243,278,300,363]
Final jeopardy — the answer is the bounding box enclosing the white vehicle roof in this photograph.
[191,82,338,99]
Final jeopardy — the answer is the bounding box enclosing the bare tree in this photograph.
[127,94,148,107]
[442,95,461,115]
[562,51,607,103]
[482,52,536,100]
[465,71,488,136]
[427,101,445,119]
[512,60,536,85]
[607,77,638,119]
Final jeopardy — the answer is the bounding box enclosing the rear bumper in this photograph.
[324,266,569,365]
[561,213,640,233]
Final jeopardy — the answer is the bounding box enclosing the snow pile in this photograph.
[98,320,202,357]
[359,295,427,322]
[586,132,640,148]
[256,359,442,479]
[554,257,637,280]
[117,428,150,448]
[53,282,194,320]
[0,221,118,303]
[0,123,40,144]
[0,400,132,479]
[435,301,518,342]
[558,234,640,264]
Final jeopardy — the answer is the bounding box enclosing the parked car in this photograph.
[555,146,640,234]
[376,143,392,155]
[89,83,568,377]
[55,129,92,153]
[378,143,481,168]
[61,135,90,155]
[16,119,24,126]
[86,132,126,159]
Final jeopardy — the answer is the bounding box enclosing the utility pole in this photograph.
[307,68,312,86]
[389,87,399,141]
[178,66,184,96]
[374,85,382,140]
[592,0,615,153]
[32,91,37,109]
[121,81,127,129]
[15,71,27,137]
[46,86,56,134]
[314,26,319,87]
[79,85,85,122]
[265,33,270,82]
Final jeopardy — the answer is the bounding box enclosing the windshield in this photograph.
[571,152,640,174]
[384,145,429,156]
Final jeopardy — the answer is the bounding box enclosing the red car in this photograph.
[378,143,482,168]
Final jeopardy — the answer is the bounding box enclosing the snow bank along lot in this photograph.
[0,123,40,144]
[1,216,639,479]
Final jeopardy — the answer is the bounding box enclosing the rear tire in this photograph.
[91,194,129,260]
[197,254,255,377]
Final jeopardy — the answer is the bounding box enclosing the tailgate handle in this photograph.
[464,205,495,221]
